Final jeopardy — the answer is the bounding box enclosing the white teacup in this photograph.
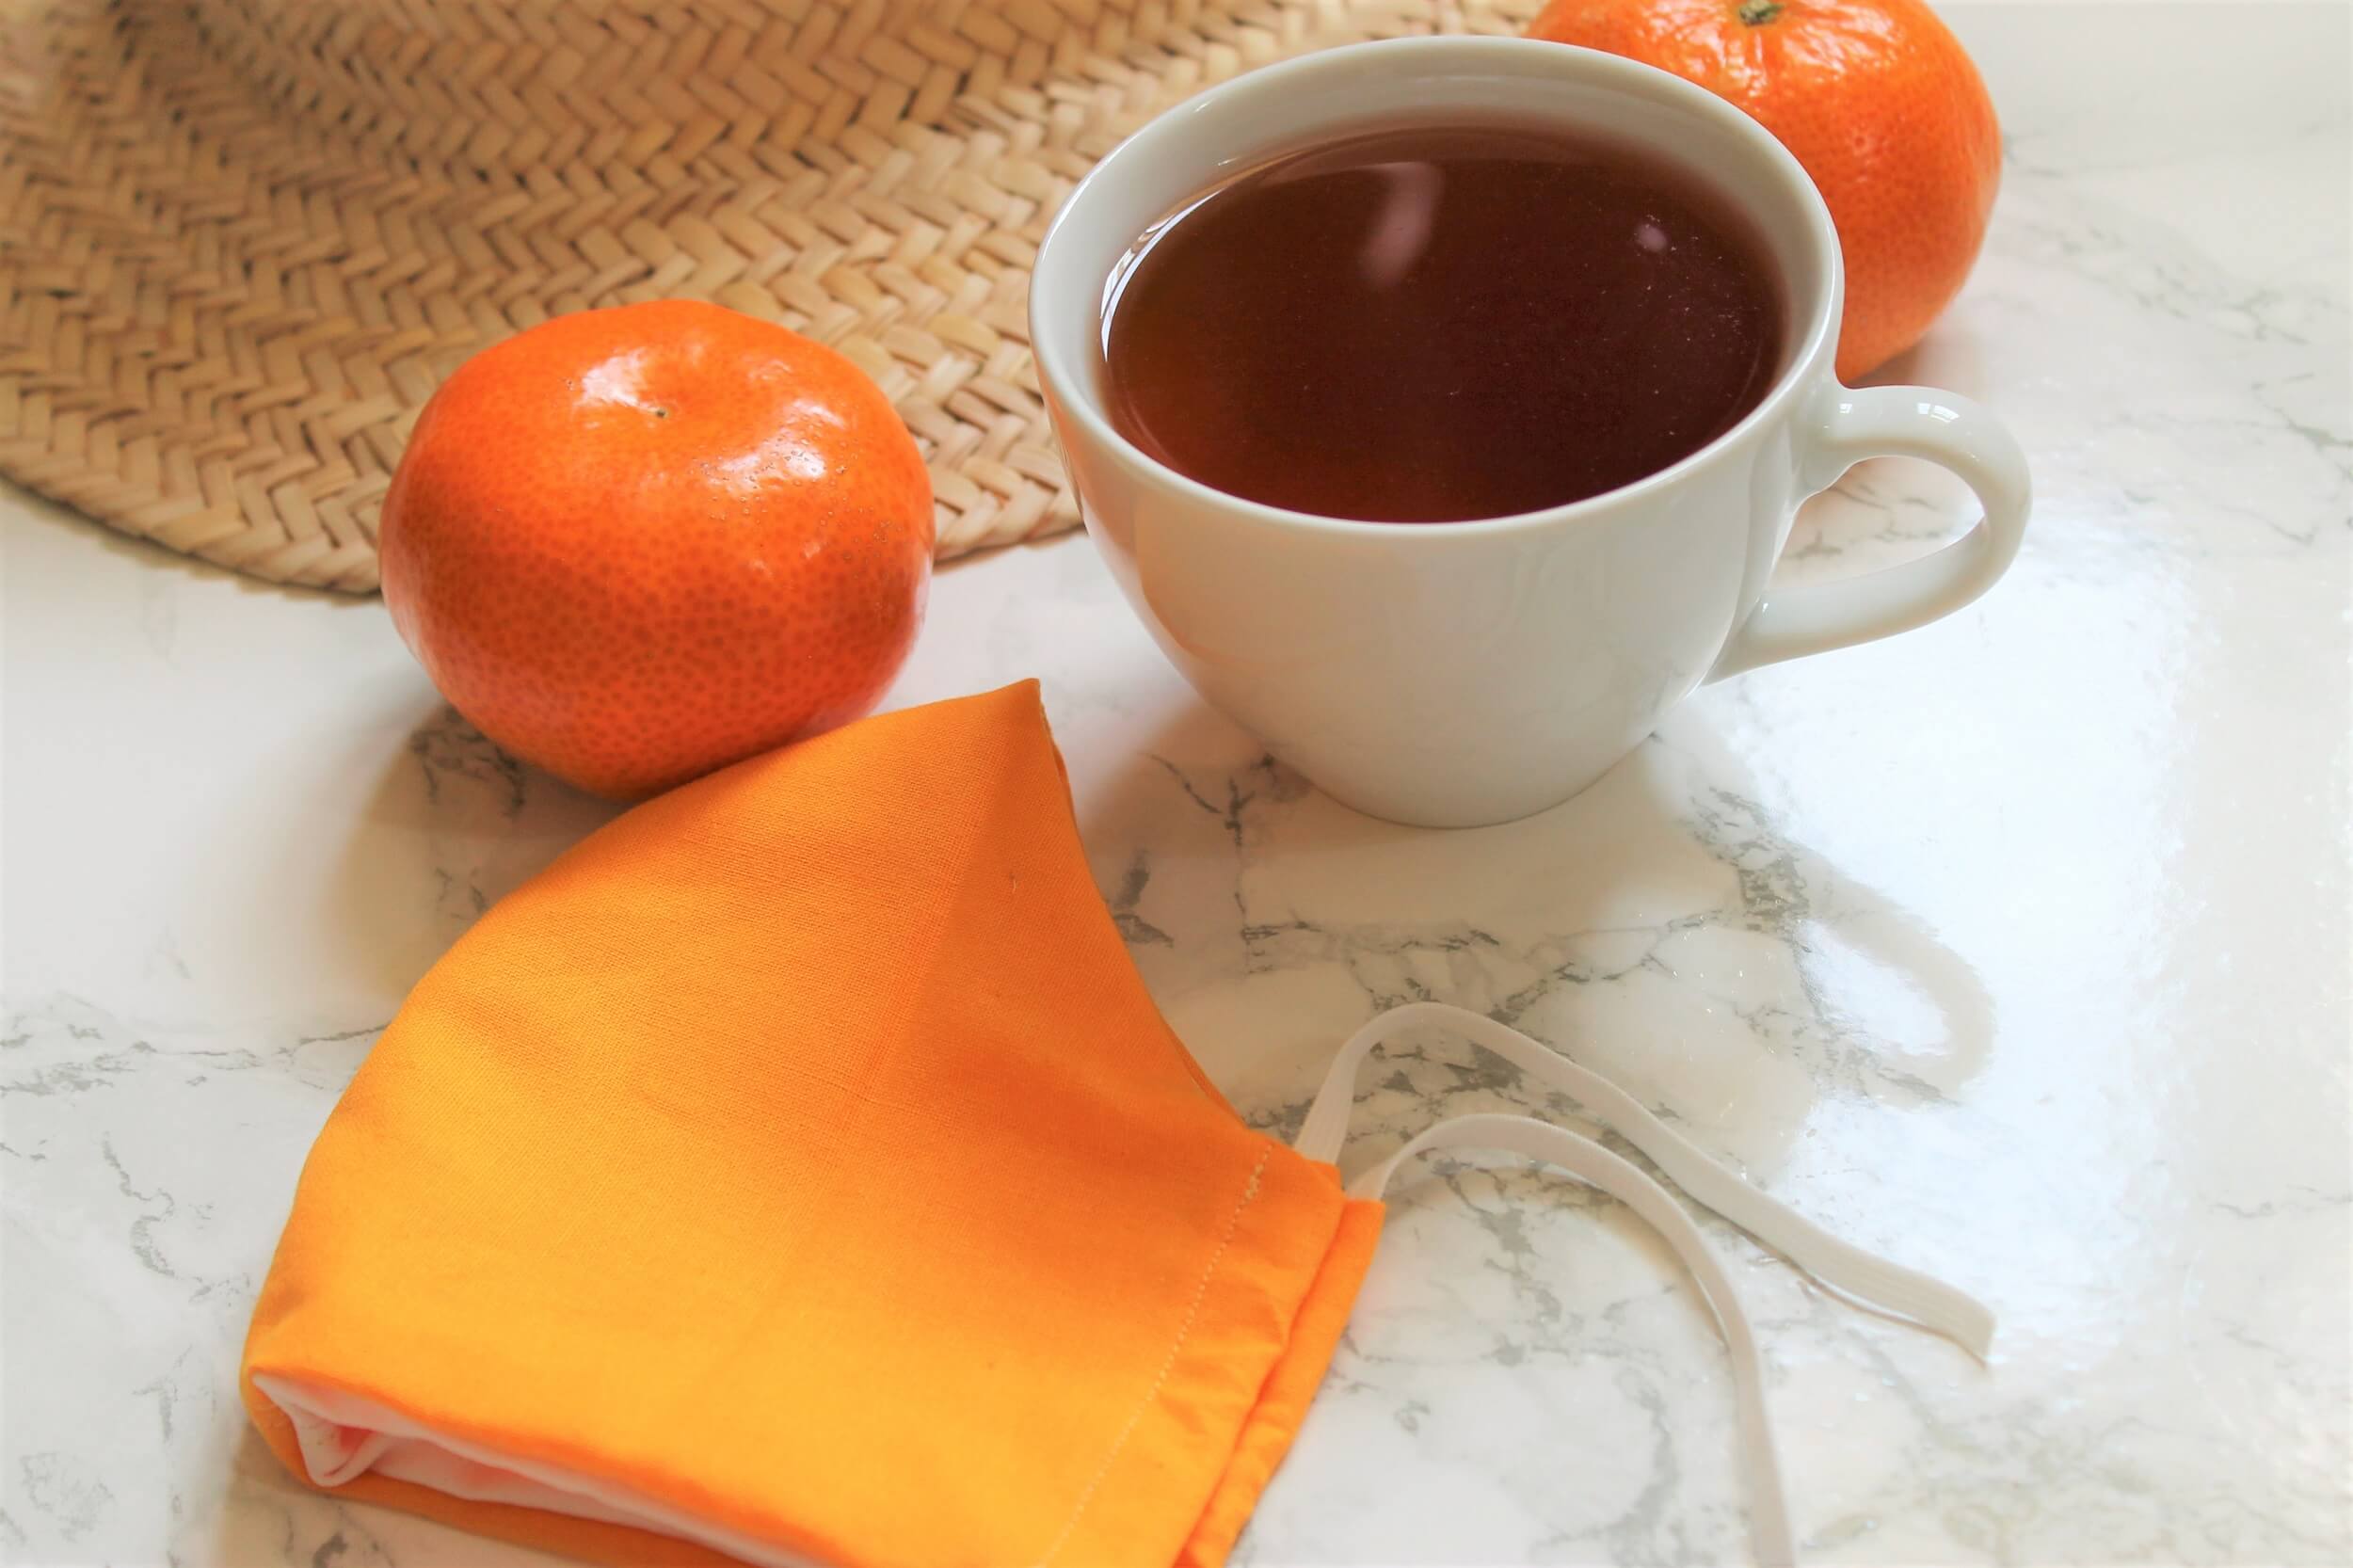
[1030,37,2030,828]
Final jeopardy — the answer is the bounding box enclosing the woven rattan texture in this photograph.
[2,0,1538,590]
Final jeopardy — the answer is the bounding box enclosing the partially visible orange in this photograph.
[378,299,933,799]
[1528,0,2001,380]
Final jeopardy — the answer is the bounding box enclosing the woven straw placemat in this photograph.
[2,0,1537,592]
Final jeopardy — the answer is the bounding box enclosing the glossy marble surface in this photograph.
[5,4,2347,1563]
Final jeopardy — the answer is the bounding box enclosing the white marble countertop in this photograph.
[6,5,2347,1564]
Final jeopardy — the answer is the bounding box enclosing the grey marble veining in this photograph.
[5,4,2348,1564]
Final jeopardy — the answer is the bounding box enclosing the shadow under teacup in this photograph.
[1030,37,2029,829]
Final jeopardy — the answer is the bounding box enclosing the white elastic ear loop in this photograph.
[1354,1112,1797,1568]
[1296,1001,1997,1568]
[1296,1000,1993,1356]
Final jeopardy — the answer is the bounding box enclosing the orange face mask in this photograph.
[242,682,1988,1568]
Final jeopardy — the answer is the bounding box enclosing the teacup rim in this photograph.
[1028,34,1846,540]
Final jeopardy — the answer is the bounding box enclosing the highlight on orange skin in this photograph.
[378,299,935,799]
[1528,0,2002,381]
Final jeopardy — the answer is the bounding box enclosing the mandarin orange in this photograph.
[1528,0,2001,380]
[378,299,933,798]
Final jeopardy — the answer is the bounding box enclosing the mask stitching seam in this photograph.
[1034,1144,1273,1567]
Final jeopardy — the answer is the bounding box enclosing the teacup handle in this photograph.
[1708,385,2032,680]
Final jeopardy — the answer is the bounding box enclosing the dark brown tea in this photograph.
[1101,124,1784,522]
